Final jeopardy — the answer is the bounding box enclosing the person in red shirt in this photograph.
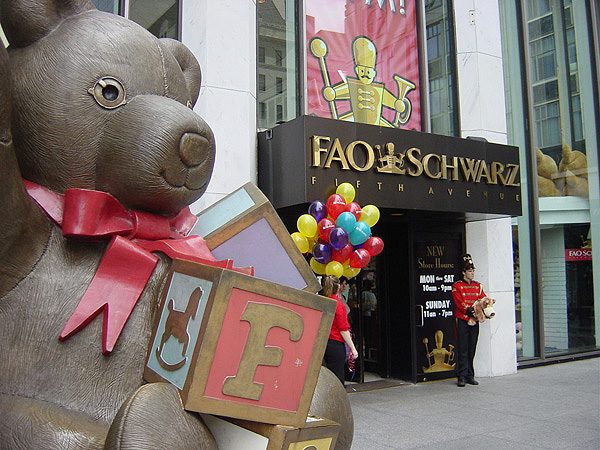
[452,254,486,387]
[321,276,359,385]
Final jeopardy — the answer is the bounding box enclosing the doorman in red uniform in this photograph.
[452,254,486,387]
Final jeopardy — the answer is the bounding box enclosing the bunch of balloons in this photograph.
[291,183,384,279]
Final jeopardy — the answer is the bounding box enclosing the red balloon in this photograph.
[349,248,371,269]
[332,243,353,263]
[363,236,384,256]
[346,202,362,220]
[317,218,335,243]
[326,194,346,220]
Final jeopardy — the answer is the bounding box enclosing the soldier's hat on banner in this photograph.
[462,254,475,271]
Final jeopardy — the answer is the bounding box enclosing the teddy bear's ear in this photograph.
[0,0,95,48]
[159,38,201,107]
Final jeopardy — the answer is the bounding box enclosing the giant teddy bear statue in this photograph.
[0,1,352,448]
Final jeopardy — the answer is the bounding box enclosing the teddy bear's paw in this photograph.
[309,367,354,450]
[104,383,217,450]
[0,393,108,450]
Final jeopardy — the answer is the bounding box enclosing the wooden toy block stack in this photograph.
[144,184,342,449]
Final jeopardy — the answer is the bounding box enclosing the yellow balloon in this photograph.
[297,214,317,238]
[360,204,380,227]
[307,235,318,251]
[343,266,361,279]
[310,257,326,275]
[290,232,309,254]
[336,182,356,203]
[325,260,344,277]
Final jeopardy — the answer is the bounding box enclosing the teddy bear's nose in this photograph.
[179,132,208,167]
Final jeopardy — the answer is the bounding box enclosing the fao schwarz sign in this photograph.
[258,116,522,216]
[565,248,592,261]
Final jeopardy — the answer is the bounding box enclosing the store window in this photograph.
[425,0,458,136]
[501,0,599,360]
[257,0,298,129]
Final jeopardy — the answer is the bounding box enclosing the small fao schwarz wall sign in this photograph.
[258,116,522,217]
[144,260,336,427]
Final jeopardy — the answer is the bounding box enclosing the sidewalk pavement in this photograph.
[348,358,599,449]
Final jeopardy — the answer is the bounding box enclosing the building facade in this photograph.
[5,0,596,381]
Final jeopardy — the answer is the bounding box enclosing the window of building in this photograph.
[257,0,298,129]
[0,25,7,47]
[129,0,179,39]
[425,0,458,136]
[501,0,599,361]
[91,1,180,40]
[91,0,120,13]
[259,74,266,92]
[259,102,267,120]
[259,46,266,64]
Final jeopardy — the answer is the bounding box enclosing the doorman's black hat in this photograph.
[462,254,475,271]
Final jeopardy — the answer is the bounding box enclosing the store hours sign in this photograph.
[416,244,455,322]
[414,234,460,379]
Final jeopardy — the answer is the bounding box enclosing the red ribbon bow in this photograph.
[24,180,252,354]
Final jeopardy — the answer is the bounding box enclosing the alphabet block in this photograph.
[144,260,336,427]
[202,414,340,450]
[189,183,321,293]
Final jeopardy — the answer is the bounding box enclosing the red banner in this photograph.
[306,0,421,130]
[565,248,592,262]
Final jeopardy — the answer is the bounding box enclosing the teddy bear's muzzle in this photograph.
[94,94,216,215]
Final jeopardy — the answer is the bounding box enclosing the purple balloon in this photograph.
[329,227,349,251]
[313,243,332,264]
[308,200,327,222]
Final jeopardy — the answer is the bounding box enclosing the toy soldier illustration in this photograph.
[310,35,415,127]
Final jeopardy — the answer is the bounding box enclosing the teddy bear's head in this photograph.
[1,0,215,216]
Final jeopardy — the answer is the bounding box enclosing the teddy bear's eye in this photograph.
[88,77,127,109]
[103,85,119,101]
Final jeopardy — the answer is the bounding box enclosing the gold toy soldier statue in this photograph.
[422,330,456,373]
[376,143,406,174]
[310,35,415,127]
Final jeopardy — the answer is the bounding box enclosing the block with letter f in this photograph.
[144,260,336,427]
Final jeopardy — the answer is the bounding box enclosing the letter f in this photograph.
[222,302,304,400]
